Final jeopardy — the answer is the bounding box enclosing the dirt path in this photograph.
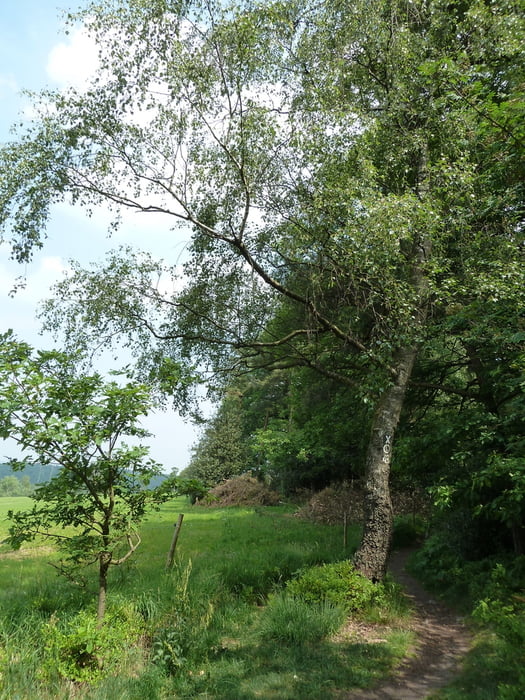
[337,548,473,700]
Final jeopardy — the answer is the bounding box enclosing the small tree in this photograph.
[0,333,172,622]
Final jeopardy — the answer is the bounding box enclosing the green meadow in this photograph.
[0,497,413,699]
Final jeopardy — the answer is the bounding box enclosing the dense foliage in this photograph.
[285,560,383,612]
[181,390,249,484]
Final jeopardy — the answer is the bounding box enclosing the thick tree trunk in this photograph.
[353,346,418,581]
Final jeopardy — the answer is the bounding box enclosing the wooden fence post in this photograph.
[166,513,184,569]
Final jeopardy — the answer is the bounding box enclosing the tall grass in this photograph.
[0,496,32,544]
[0,497,412,699]
[259,594,346,645]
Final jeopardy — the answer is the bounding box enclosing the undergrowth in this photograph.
[0,498,413,699]
[285,559,384,612]
[412,533,525,699]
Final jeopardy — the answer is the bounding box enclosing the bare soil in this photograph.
[335,548,473,700]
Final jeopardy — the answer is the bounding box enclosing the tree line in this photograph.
[0,475,34,497]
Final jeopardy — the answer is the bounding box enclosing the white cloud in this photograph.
[46,27,99,88]
[0,248,69,305]
[51,199,192,265]
[40,255,68,275]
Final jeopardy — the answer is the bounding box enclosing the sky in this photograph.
[0,0,203,472]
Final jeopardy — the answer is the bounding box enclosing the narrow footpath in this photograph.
[338,548,473,700]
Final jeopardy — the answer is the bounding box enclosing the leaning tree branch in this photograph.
[111,532,142,565]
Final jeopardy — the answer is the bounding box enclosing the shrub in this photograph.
[412,534,525,605]
[474,598,525,648]
[473,598,525,698]
[286,560,383,612]
[177,478,209,505]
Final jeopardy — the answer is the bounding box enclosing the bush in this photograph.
[286,560,384,612]
[412,533,525,604]
[473,598,525,697]
[474,598,525,648]
[177,478,209,505]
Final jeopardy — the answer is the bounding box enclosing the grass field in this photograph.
[4,495,522,698]
[0,497,32,536]
[0,496,414,699]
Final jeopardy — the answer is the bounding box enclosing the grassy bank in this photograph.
[0,497,413,699]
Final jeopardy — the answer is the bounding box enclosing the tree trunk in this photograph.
[97,552,111,624]
[511,520,525,556]
[353,346,418,581]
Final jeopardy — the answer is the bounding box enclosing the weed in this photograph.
[151,626,188,674]
[286,560,384,612]
[259,593,346,645]
[40,601,144,683]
